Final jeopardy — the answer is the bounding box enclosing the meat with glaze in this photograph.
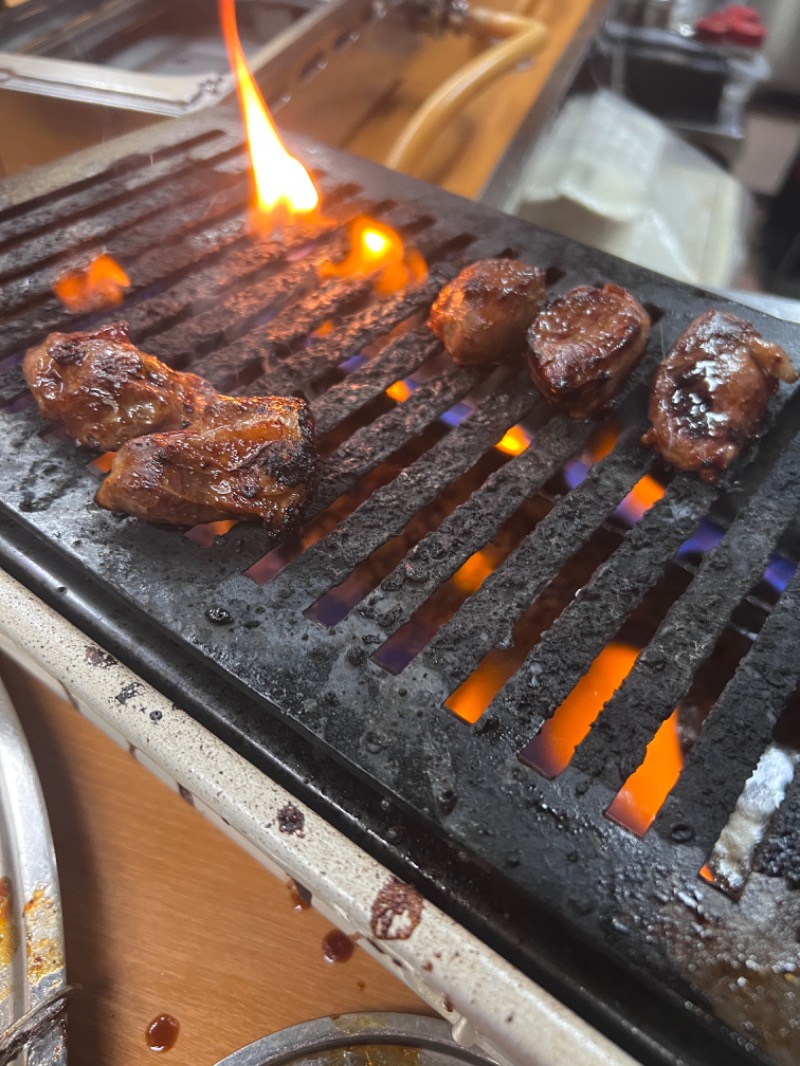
[94,394,316,529]
[428,259,547,366]
[527,284,650,419]
[641,310,798,483]
[22,322,215,450]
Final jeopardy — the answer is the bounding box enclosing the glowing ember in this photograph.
[323,218,427,295]
[386,379,413,403]
[89,450,117,475]
[606,708,683,835]
[53,254,130,312]
[522,644,639,778]
[219,0,318,228]
[617,472,666,524]
[495,425,530,456]
[452,550,493,595]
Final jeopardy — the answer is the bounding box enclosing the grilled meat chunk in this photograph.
[527,284,650,419]
[428,259,547,366]
[95,394,316,529]
[23,322,215,450]
[641,310,798,483]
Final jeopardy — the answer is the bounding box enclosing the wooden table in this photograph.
[0,655,427,1066]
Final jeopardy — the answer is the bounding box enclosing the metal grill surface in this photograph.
[1,112,800,1066]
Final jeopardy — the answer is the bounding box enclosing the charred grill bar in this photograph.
[1,109,800,1066]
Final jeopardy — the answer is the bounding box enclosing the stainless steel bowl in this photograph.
[214,1014,499,1066]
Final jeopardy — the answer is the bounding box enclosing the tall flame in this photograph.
[219,0,318,227]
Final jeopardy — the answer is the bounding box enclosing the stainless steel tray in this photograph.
[0,677,67,1066]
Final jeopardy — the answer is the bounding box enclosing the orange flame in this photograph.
[323,218,427,295]
[496,426,530,456]
[524,644,640,778]
[520,640,684,832]
[606,708,683,836]
[219,0,318,229]
[53,254,130,313]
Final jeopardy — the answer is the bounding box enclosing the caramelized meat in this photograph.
[95,394,316,529]
[527,284,650,419]
[428,259,547,366]
[23,322,215,450]
[641,310,798,483]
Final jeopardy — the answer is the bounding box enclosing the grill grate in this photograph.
[2,111,800,1066]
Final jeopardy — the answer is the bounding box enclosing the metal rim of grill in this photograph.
[1,105,800,1066]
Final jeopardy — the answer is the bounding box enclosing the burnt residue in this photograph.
[115,681,143,705]
[84,644,117,668]
[370,876,423,940]
[277,803,305,836]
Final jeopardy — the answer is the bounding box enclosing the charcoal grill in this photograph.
[1,105,800,1066]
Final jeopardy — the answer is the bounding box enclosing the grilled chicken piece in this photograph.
[428,259,547,366]
[527,284,650,420]
[641,310,798,484]
[95,394,316,529]
[23,322,215,450]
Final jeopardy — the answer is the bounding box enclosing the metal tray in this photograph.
[0,677,67,1066]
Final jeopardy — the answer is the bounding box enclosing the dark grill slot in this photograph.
[655,559,800,853]
[486,475,717,748]
[409,415,655,690]
[4,116,800,1066]
[266,387,540,600]
[573,434,800,792]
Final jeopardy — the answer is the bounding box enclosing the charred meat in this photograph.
[428,259,547,366]
[95,394,316,529]
[527,284,650,420]
[641,310,798,483]
[23,322,215,450]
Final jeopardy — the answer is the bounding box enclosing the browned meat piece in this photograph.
[527,284,650,420]
[641,310,798,484]
[428,259,547,366]
[95,394,316,530]
[23,322,215,450]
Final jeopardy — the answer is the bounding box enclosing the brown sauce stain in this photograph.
[84,645,118,668]
[370,876,423,940]
[146,1013,180,1053]
[288,878,312,910]
[322,928,354,964]
[277,803,305,836]
[0,877,17,969]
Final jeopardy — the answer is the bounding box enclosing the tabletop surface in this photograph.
[0,654,428,1066]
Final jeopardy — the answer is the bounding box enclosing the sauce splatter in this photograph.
[146,1014,179,1053]
[288,878,312,910]
[322,929,354,964]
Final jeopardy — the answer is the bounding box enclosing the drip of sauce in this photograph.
[288,878,312,911]
[322,929,354,964]
[146,1014,179,1053]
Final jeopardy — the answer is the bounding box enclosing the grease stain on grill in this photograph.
[277,803,305,836]
[370,875,423,940]
[84,644,117,669]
